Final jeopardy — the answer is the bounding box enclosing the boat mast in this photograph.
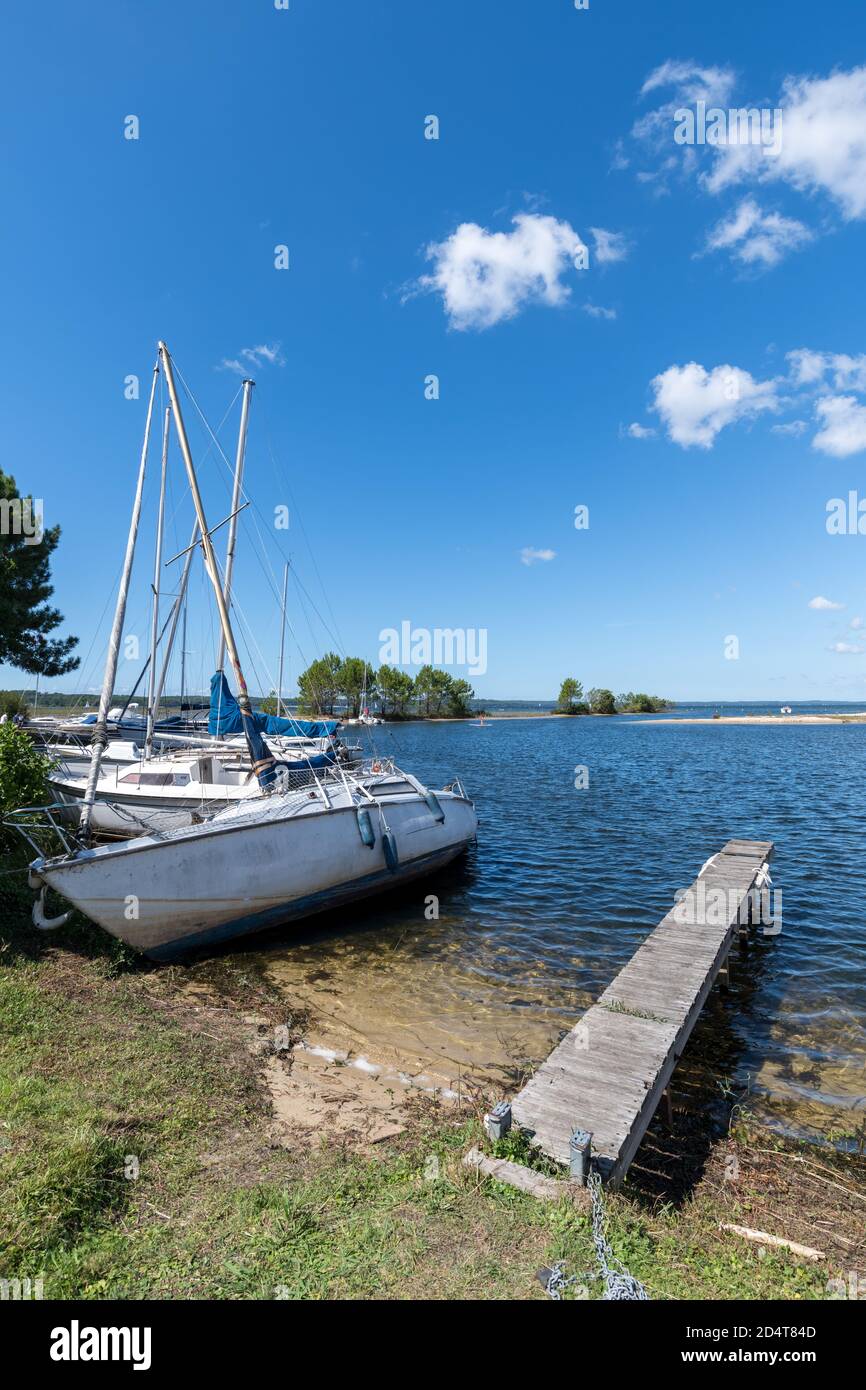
[78,358,160,839]
[180,601,187,713]
[144,408,170,758]
[215,377,254,673]
[158,342,275,790]
[150,519,199,724]
[277,561,289,716]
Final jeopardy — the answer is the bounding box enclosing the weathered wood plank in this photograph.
[463,1147,590,1207]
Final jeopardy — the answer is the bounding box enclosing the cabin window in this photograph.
[118,772,176,787]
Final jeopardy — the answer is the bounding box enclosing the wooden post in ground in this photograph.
[720,950,732,992]
[662,1086,674,1127]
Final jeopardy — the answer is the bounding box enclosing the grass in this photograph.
[1,860,865,1301]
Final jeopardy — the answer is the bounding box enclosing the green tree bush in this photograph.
[0,724,53,851]
[338,658,376,718]
[587,687,617,715]
[376,666,414,716]
[0,471,79,679]
[296,652,342,715]
[556,677,585,714]
[445,678,474,717]
[0,692,30,720]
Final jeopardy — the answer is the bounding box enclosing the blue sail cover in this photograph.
[208,672,339,739]
[239,703,278,789]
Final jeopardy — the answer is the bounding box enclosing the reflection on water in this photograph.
[245,717,866,1140]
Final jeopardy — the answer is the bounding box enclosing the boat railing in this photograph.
[3,804,84,859]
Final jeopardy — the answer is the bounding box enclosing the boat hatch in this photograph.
[367,779,414,797]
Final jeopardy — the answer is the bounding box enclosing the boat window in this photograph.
[118,772,176,787]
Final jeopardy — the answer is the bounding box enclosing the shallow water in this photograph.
[248,716,866,1142]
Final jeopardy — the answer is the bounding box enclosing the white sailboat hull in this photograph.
[32,785,477,960]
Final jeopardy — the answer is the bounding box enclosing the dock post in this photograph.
[569,1128,593,1184]
[662,1087,674,1127]
[485,1101,512,1141]
[720,950,732,991]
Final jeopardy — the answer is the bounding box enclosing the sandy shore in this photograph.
[642,713,866,725]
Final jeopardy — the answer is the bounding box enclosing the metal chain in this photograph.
[540,1262,579,1300]
[539,1171,649,1301]
[588,1170,649,1300]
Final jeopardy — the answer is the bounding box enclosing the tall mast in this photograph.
[144,408,170,758]
[151,520,199,723]
[277,561,289,716]
[79,358,160,838]
[216,377,254,672]
[180,601,187,713]
[158,342,275,790]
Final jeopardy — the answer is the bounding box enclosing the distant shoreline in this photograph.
[639,713,866,725]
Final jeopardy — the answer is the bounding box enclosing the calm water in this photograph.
[251,716,866,1143]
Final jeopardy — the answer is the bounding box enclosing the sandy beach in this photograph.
[642,713,866,725]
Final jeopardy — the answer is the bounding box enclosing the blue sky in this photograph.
[3,0,866,702]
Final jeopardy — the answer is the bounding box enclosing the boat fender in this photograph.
[423,791,445,823]
[356,806,376,848]
[32,886,71,932]
[382,829,399,872]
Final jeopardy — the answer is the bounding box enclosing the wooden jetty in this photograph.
[508,839,774,1186]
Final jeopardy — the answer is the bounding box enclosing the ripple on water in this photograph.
[244,718,866,1137]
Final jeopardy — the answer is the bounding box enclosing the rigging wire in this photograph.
[170,355,350,672]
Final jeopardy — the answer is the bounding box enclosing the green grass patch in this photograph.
[0,902,863,1300]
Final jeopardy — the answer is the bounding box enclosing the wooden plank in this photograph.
[463,1147,589,1207]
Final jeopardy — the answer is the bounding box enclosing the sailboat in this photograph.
[41,372,354,834]
[12,343,477,959]
[46,674,352,838]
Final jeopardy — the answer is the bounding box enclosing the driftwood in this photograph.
[719,1222,825,1262]
[463,1147,589,1206]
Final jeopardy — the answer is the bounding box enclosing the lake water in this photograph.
[251,714,866,1146]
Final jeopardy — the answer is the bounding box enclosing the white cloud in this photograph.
[787,348,866,393]
[702,197,812,268]
[808,595,845,610]
[706,66,866,220]
[411,213,588,331]
[589,227,630,264]
[219,343,285,374]
[625,422,656,439]
[812,395,866,457]
[650,361,779,448]
[640,59,737,105]
[771,419,808,436]
[635,60,736,148]
[520,547,556,566]
[787,347,831,386]
[851,617,864,630]
[828,641,863,654]
[583,302,617,320]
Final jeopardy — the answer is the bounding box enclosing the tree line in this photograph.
[264,653,475,719]
[556,679,672,715]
